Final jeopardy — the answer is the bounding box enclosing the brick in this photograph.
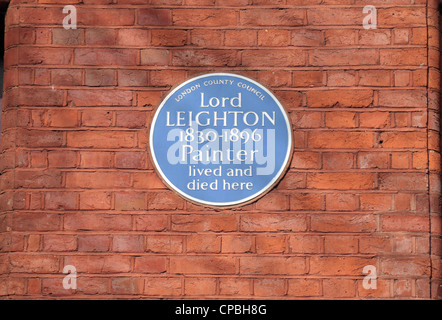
[288,279,321,297]
[115,192,146,211]
[255,235,286,254]
[394,70,411,87]
[308,131,373,149]
[138,9,170,26]
[291,112,322,128]
[391,152,409,169]
[8,278,26,295]
[172,50,237,67]
[30,151,47,168]
[358,29,391,45]
[19,47,72,65]
[323,279,355,298]
[382,215,430,232]
[255,192,289,211]
[43,235,76,252]
[116,111,147,128]
[394,279,413,298]
[51,69,82,86]
[310,49,378,66]
[275,91,303,109]
[68,89,133,106]
[112,278,143,295]
[41,278,74,296]
[242,50,305,67]
[33,68,50,85]
[43,156,75,181]
[293,29,323,46]
[17,88,65,107]
[67,131,137,149]
[378,7,426,26]
[359,236,391,254]
[172,214,236,232]
[115,152,146,169]
[219,278,251,296]
[226,30,257,47]
[360,194,392,211]
[358,152,389,169]
[174,9,236,26]
[150,70,187,87]
[148,192,185,211]
[326,193,358,211]
[308,8,361,25]
[146,236,183,254]
[241,214,307,232]
[75,48,137,66]
[9,255,59,273]
[170,256,236,274]
[133,256,167,274]
[64,213,131,231]
[378,173,427,191]
[185,278,216,296]
[152,29,187,47]
[15,170,62,189]
[65,255,131,273]
[85,29,116,45]
[47,109,78,128]
[118,70,148,87]
[144,277,181,296]
[254,279,285,297]
[121,81,144,103]
[222,235,253,253]
[27,235,40,252]
[291,193,322,211]
[292,152,321,169]
[190,30,223,47]
[323,153,353,170]
[359,112,390,128]
[289,235,322,254]
[311,214,376,232]
[324,236,358,254]
[134,215,168,232]
[324,29,356,46]
[241,9,305,26]
[378,90,427,108]
[381,257,430,276]
[258,29,289,47]
[45,192,76,211]
[78,235,110,252]
[359,70,391,87]
[133,173,166,189]
[308,173,375,190]
[113,235,144,253]
[307,89,373,108]
[118,29,150,46]
[79,152,112,168]
[187,234,220,253]
[85,69,115,87]
[310,256,374,276]
[77,8,135,26]
[380,48,427,66]
[240,257,306,275]
[81,110,113,127]
[327,70,357,87]
[292,71,322,87]
[326,112,356,128]
[394,193,412,211]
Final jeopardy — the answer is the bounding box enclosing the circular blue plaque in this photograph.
[149,73,292,207]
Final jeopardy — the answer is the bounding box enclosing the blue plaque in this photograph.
[149,73,293,207]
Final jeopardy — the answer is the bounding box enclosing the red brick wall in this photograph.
[0,0,440,299]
